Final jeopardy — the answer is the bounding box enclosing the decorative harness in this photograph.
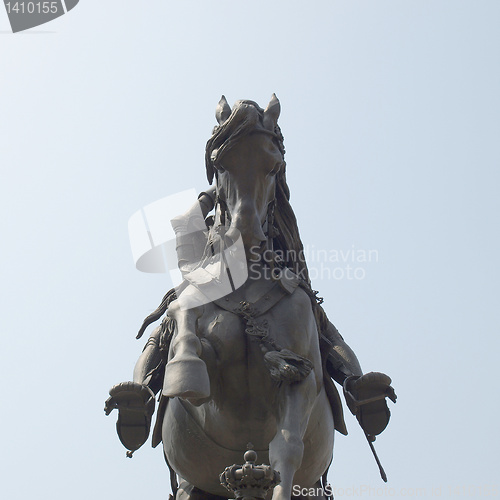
[213,267,313,383]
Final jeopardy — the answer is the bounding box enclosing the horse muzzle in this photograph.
[225,217,267,257]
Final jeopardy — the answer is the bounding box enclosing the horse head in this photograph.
[205,95,285,260]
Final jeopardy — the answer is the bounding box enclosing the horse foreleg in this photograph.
[163,301,210,401]
[269,375,317,500]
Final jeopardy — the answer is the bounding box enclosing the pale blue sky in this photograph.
[1,1,499,498]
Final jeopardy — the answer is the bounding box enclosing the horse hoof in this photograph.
[163,358,210,400]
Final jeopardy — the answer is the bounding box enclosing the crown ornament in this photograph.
[220,444,281,500]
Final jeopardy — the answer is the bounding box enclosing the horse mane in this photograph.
[273,169,311,285]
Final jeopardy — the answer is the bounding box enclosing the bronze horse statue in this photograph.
[106,96,396,500]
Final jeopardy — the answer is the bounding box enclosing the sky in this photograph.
[1,1,499,499]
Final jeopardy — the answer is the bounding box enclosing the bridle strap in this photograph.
[210,128,281,169]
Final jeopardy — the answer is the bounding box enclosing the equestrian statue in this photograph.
[105,95,396,500]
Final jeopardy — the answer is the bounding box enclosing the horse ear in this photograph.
[263,93,280,131]
[216,95,231,125]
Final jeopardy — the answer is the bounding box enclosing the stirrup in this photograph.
[343,372,397,436]
[104,381,155,455]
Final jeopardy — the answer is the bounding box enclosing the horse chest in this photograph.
[202,310,252,364]
[200,308,278,403]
